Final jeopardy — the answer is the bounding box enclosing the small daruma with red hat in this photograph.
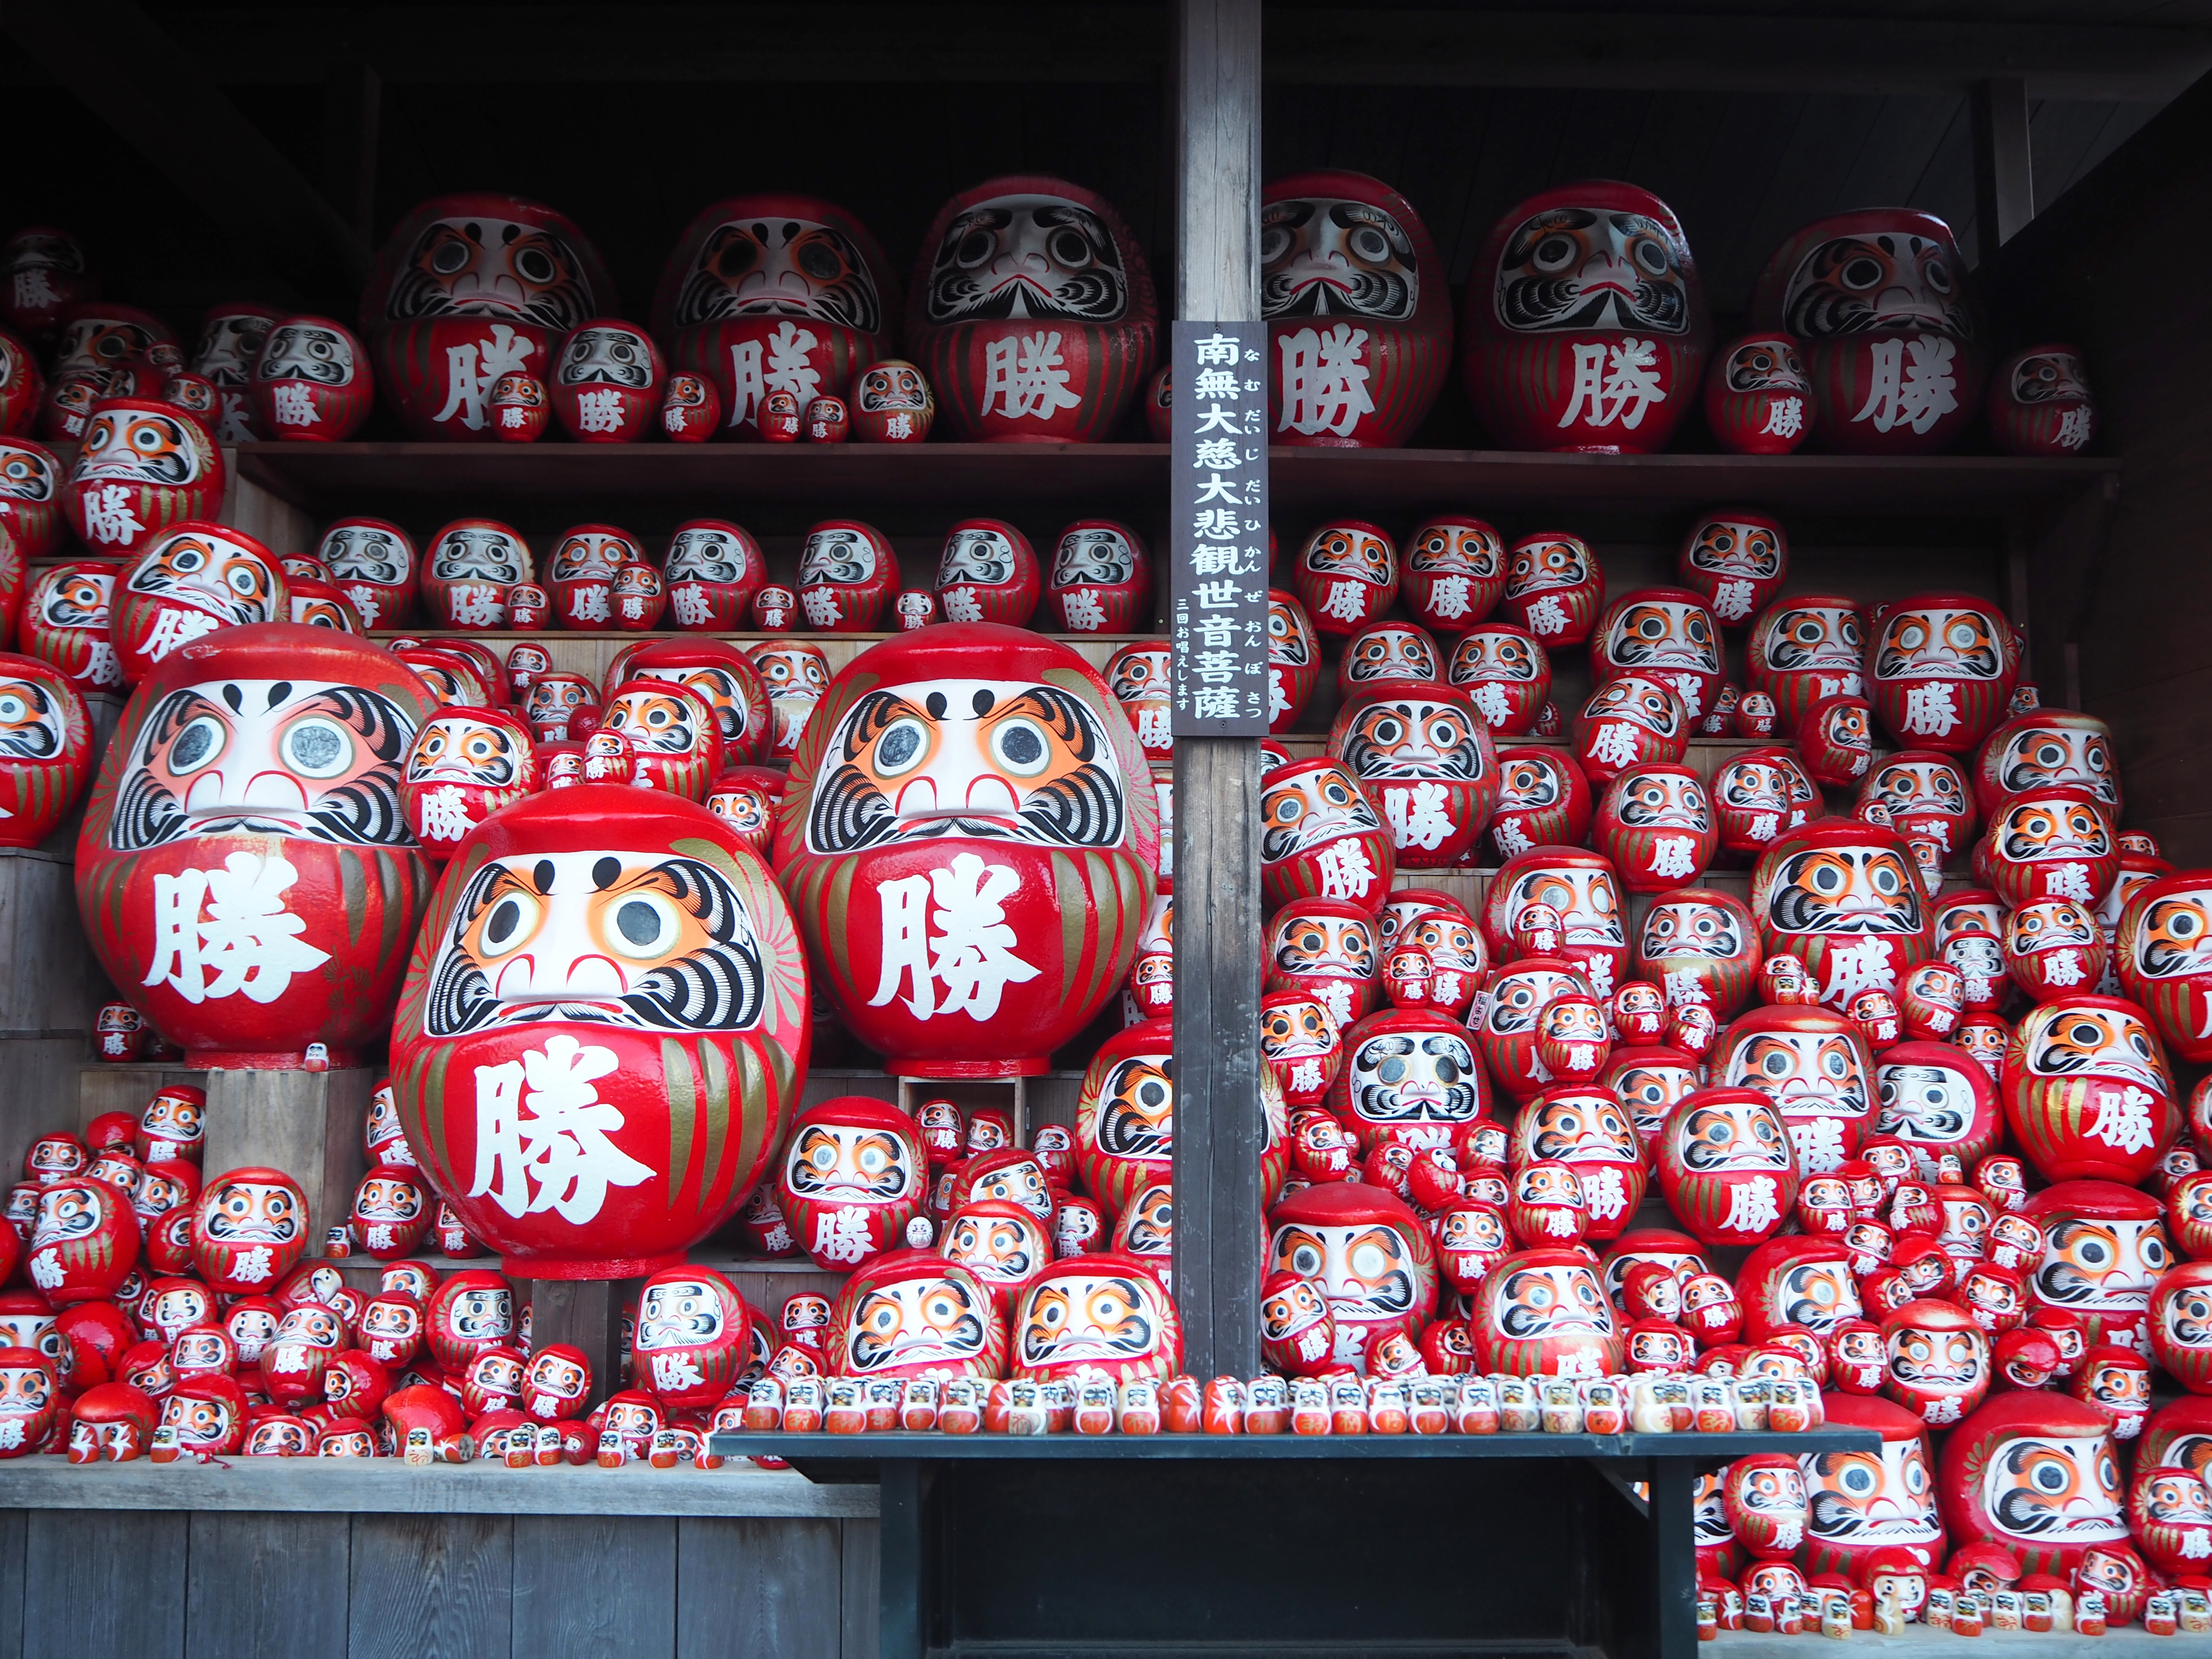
[1267,1181,1437,1373]
[1867,593,2017,754]
[1749,820,1931,1012]
[2003,997,2178,1186]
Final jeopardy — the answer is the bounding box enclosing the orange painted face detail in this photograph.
[78,408,204,486]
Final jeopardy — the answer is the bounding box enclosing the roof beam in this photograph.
[0,0,373,305]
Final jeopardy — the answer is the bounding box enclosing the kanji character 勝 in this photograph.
[469,1034,654,1226]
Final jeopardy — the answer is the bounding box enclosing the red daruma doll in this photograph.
[774,624,1158,1079]
[389,787,809,1278]
[906,176,1157,445]
[1461,180,1711,455]
[74,624,437,1067]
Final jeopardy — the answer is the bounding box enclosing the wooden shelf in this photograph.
[0,1457,878,1517]
[229,441,2120,523]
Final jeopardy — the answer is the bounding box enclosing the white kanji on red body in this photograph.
[872,852,1042,1021]
[469,1034,654,1225]
[1853,335,1957,435]
[1900,682,1960,738]
[1277,324,1374,437]
[983,333,1082,421]
[145,850,332,1005]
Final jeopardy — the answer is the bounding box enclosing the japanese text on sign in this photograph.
[1170,322,1269,735]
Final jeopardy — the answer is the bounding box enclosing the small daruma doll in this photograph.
[906,176,1158,445]
[934,519,1039,628]
[1501,531,1604,648]
[250,316,373,440]
[777,1097,926,1273]
[1656,1088,1799,1248]
[390,787,809,1277]
[1749,209,1983,455]
[65,399,225,558]
[1293,520,1397,638]
[1749,820,1931,1012]
[1326,685,1497,868]
[1261,170,1450,447]
[1471,1247,1623,1377]
[1461,180,1711,454]
[1010,1254,1181,1384]
[109,523,288,687]
[2115,872,2212,1063]
[0,653,92,848]
[191,1167,309,1294]
[1634,888,1761,1016]
[1592,588,1725,724]
[774,624,1158,1078]
[1746,594,1866,733]
[1259,758,1394,914]
[824,1248,1005,1382]
[421,518,532,632]
[2025,1179,2174,1352]
[75,624,437,1066]
[1989,344,2095,457]
[1448,623,1550,735]
[1267,1181,1438,1373]
[1678,510,1788,627]
[1046,520,1151,634]
[1704,334,1811,455]
[1595,763,1715,895]
[549,318,661,443]
[1867,594,2017,754]
[795,520,899,632]
[400,709,537,860]
[1402,516,1505,634]
[663,520,766,633]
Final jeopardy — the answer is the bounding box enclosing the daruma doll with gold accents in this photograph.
[75,623,437,1068]
[0,651,92,848]
[1461,180,1711,454]
[391,786,808,1278]
[63,399,225,559]
[1750,820,1930,1012]
[2114,872,2212,1063]
[825,1248,1005,1382]
[2003,996,2179,1187]
[1326,684,1497,868]
[1867,592,2017,754]
[774,623,1156,1079]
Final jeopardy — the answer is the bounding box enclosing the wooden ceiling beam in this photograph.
[0,0,374,305]
[2,8,2203,98]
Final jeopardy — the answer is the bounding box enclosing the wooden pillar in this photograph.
[1972,77,2035,255]
[201,1068,371,1254]
[1169,0,1264,1382]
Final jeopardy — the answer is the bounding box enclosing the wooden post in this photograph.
[1972,77,2036,254]
[1169,0,1264,1382]
[200,1068,371,1255]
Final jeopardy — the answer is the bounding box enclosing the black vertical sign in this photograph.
[1169,322,1269,736]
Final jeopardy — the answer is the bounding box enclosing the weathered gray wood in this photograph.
[185,1511,349,1659]
[840,1518,880,1659]
[24,1510,186,1659]
[0,1506,24,1659]
[346,1514,511,1659]
[0,1042,103,1201]
[514,1515,675,1659]
[526,1277,635,1409]
[1169,0,1266,1386]
[78,1064,199,1134]
[0,850,108,1036]
[677,1517,844,1659]
[1973,76,2037,253]
[203,1067,370,1250]
[0,1458,875,1517]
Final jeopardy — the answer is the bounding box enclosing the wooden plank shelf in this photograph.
[0,1458,879,1517]
[1713,1632,2173,1654]
[231,440,2120,521]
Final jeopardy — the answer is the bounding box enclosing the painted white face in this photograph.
[432,527,527,586]
[1874,608,2006,682]
[1480,966,1588,1037]
[31,1184,107,1246]
[421,848,766,1036]
[1053,529,1136,588]
[1725,1031,1870,1118]
[1506,538,1590,598]
[1488,1260,1614,1339]
[77,406,204,486]
[1345,1030,1481,1127]
[447,1286,513,1343]
[1260,195,1419,320]
[385,214,594,328]
[1017,1271,1165,1365]
[1640,898,1744,959]
[1686,519,1783,579]
[193,311,274,382]
[2016,1003,2171,1094]
[1982,1433,2126,1544]
[406,713,525,788]
[945,1210,1047,1281]
[0,676,68,761]
[1875,1060,1981,1145]
[1612,769,1707,829]
[1493,202,1693,334]
[125,529,278,625]
[1601,600,1719,673]
[1270,912,1375,980]
[1450,629,1544,685]
[799,529,878,587]
[1673,1094,1791,1172]
[548,532,634,582]
[202,1177,301,1245]
[1261,765,1382,863]
[354,1173,422,1223]
[805,677,1128,854]
[1270,1221,1418,1320]
[2033,1214,2171,1311]
[108,676,417,850]
[1803,1438,1941,1547]
[260,322,356,385]
[847,1276,991,1371]
[665,529,752,585]
[938,529,1020,588]
[556,326,654,387]
[673,215,882,331]
[784,1121,920,1203]
[925,193,1130,325]
[1499,864,1624,949]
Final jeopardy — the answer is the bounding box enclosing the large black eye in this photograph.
[1047,228,1094,269]
[874,719,928,777]
[1532,234,1577,272]
[482,894,537,952]
[797,241,844,281]
[1633,239,1669,276]
[431,239,471,275]
[514,247,557,285]
[168,715,225,773]
[1348,226,1392,264]
[956,229,997,268]
[1840,256,1884,290]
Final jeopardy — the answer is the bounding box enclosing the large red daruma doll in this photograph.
[1461,180,1711,454]
[1749,211,1984,456]
[1261,171,1450,447]
[74,624,437,1068]
[906,176,1157,444]
[1750,820,1931,1011]
[1867,593,2017,754]
[653,194,898,442]
[2003,998,2179,1187]
[359,193,615,442]
[2114,873,2212,1063]
[1938,1393,2126,1575]
[390,787,809,1277]
[1798,1394,1948,1576]
[774,624,1157,1079]
[1325,685,1498,868]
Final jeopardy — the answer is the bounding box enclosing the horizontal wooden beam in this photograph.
[1,7,2202,98]
[0,0,373,304]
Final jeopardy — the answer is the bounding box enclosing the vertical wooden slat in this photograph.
[24,1512,186,1659]
[185,1513,349,1659]
[526,1277,635,1409]
[676,1517,844,1659]
[1972,77,2036,252]
[201,1067,371,1255]
[513,1515,674,1658]
[0,1507,24,1659]
[840,1518,881,1659]
[1169,0,1267,1383]
[346,1515,511,1659]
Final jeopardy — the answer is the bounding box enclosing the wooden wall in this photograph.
[0,1507,878,1659]
[1985,68,2212,862]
